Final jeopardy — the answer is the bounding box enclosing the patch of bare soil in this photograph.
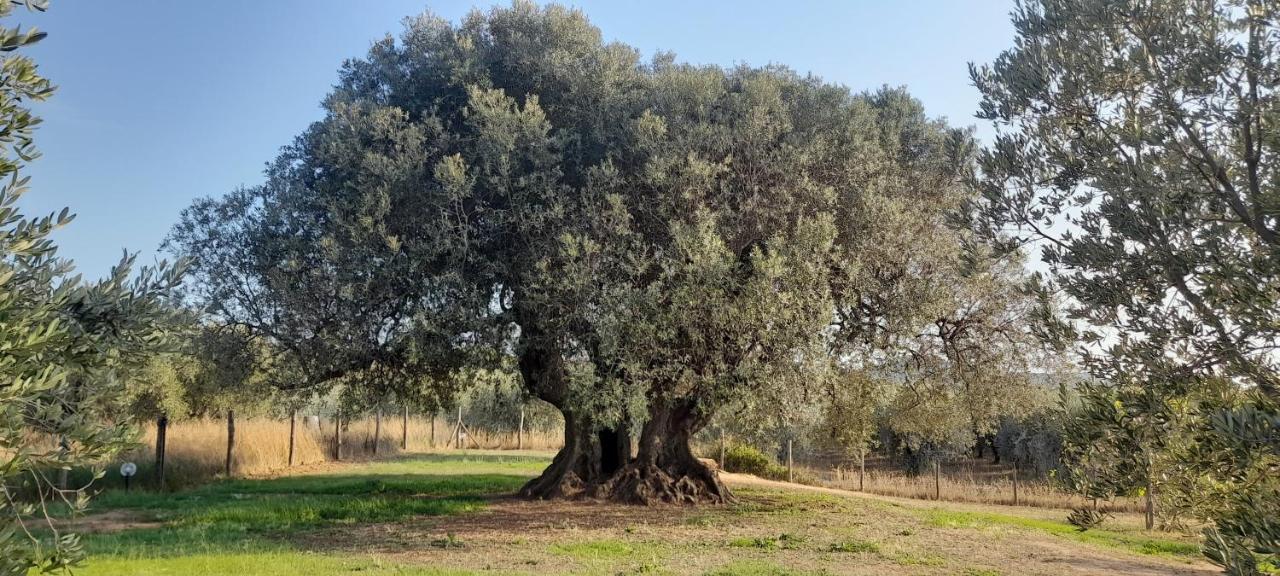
[60,510,162,534]
[723,473,1217,576]
[289,475,1219,576]
[291,497,697,574]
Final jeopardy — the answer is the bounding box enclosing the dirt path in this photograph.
[60,509,162,533]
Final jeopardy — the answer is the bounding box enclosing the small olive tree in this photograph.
[0,2,184,571]
[972,0,1280,570]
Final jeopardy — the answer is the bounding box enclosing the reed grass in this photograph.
[109,416,563,490]
[116,419,1126,513]
[816,463,1143,512]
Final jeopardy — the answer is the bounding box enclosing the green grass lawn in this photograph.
[74,453,546,575]
[64,452,1210,576]
[917,507,1203,558]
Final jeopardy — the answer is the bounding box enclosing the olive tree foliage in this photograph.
[173,2,1040,504]
[0,2,184,572]
[456,363,560,437]
[167,99,490,403]
[971,0,1280,570]
[124,325,281,421]
[993,397,1067,476]
[707,89,1049,475]
[819,368,884,465]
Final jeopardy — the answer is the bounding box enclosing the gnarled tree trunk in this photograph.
[600,398,731,504]
[515,319,730,505]
[518,410,631,499]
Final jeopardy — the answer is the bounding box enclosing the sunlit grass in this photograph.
[918,508,1202,559]
[66,452,1204,576]
[80,553,499,576]
[703,561,831,576]
[74,453,550,573]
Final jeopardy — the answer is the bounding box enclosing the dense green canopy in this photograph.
[173,2,1038,503]
[972,0,1280,571]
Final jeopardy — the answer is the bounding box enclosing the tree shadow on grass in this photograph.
[78,464,538,560]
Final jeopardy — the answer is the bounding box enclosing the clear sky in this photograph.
[16,1,1016,280]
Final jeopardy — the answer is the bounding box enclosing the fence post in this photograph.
[786,439,794,483]
[373,407,382,455]
[859,450,866,492]
[933,460,940,500]
[57,436,69,490]
[455,406,463,449]
[288,411,296,467]
[1012,462,1019,506]
[1152,483,1162,529]
[718,428,726,472]
[155,414,168,490]
[401,405,409,450]
[514,404,524,450]
[334,409,342,461]
[225,409,236,477]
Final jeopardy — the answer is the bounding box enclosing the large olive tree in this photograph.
[175,2,1035,504]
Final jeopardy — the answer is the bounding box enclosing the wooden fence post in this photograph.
[1012,462,1020,506]
[373,407,382,455]
[786,439,794,483]
[401,405,409,450]
[454,406,463,449]
[430,412,436,448]
[225,409,236,477]
[718,428,726,472]
[155,414,168,490]
[933,460,940,500]
[1152,478,1162,529]
[859,450,866,492]
[334,410,342,461]
[288,411,296,467]
[57,436,69,490]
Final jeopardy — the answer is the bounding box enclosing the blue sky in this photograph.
[16,1,1016,280]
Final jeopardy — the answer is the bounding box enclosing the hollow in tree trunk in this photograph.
[515,320,730,505]
[518,410,631,499]
[600,399,731,504]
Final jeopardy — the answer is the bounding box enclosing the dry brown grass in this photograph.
[812,460,1144,513]
[119,416,563,488]
[688,443,1144,513]
[126,420,1128,513]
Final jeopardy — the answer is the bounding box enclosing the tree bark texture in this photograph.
[516,320,731,505]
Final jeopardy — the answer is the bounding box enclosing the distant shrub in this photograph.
[995,408,1064,477]
[723,444,772,476]
[721,444,815,484]
[1066,507,1109,531]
